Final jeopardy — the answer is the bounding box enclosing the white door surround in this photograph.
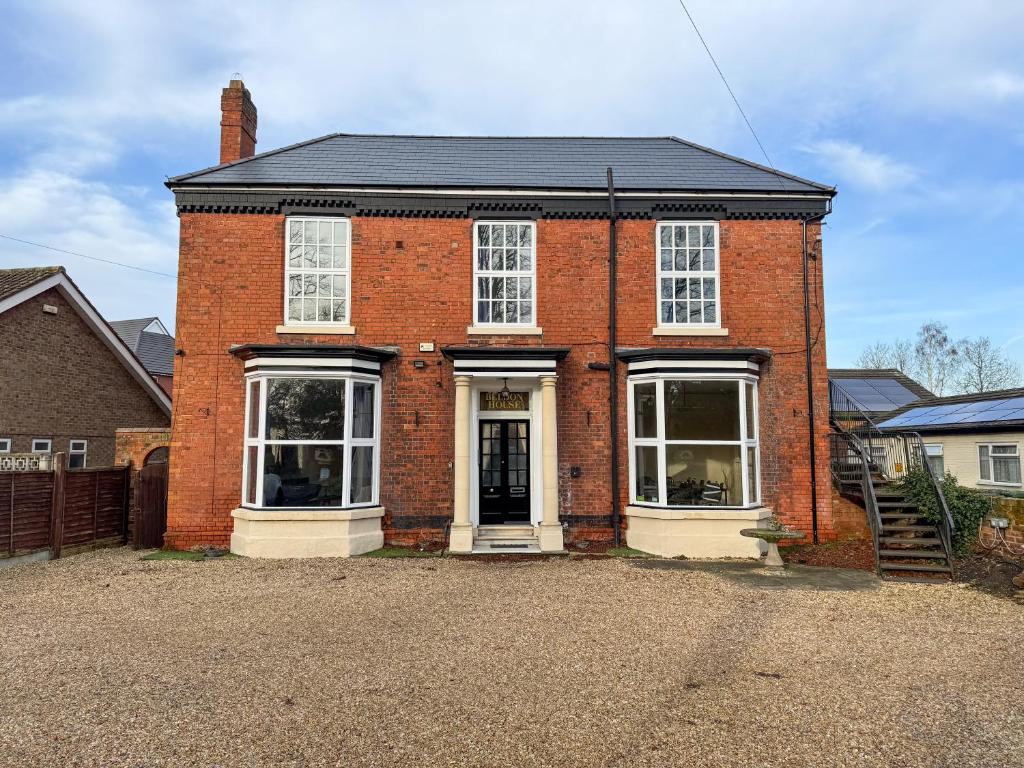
[443,347,567,554]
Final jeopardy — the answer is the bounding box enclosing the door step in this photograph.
[475,525,536,540]
[470,540,542,554]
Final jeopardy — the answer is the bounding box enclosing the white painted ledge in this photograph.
[276,324,356,335]
[652,326,729,337]
[625,505,772,559]
[466,326,543,335]
[230,506,384,559]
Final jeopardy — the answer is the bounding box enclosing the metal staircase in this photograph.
[829,382,956,580]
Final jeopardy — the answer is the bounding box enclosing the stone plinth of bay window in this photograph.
[625,505,772,559]
[230,506,384,558]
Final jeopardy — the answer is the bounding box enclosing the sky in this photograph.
[1,0,1022,368]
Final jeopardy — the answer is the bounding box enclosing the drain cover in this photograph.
[491,543,529,549]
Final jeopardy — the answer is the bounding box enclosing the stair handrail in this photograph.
[904,430,956,562]
[854,437,882,574]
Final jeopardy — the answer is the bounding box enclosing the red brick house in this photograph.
[0,266,171,467]
[164,79,836,558]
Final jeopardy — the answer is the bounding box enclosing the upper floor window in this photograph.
[285,217,350,326]
[474,221,535,326]
[0,439,10,453]
[656,222,719,327]
[31,439,51,454]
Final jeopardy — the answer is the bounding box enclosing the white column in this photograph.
[537,374,564,552]
[449,374,474,552]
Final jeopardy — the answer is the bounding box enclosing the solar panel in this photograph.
[880,396,1024,428]
[832,377,921,412]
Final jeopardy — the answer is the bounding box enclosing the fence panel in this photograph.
[0,472,54,555]
[62,468,130,549]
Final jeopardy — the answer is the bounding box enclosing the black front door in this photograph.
[479,420,530,525]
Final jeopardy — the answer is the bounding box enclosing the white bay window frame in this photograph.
[627,374,760,509]
[242,371,382,509]
[283,216,352,327]
[472,220,537,328]
[655,221,721,329]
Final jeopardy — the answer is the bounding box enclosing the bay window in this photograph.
[629,376,760,507]
[243,373,380,508]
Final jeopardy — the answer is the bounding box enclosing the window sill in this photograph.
[652,326,729,337]
[233,506,384,521]
[276,324,356,335]
[467,326,543,336]
[978,481,1022,488]
[625,504,771,521]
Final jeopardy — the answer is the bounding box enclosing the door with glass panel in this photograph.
[478,420,530,524]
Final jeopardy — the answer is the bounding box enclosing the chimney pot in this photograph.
[220,78,257,165]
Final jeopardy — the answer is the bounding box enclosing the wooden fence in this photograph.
[0,454,131,559]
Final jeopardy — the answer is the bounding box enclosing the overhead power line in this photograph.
[0,233,178,279]
[676,0,782,182]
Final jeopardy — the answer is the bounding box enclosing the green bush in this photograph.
[896,468,991,555]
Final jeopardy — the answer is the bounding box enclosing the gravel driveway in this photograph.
[1,548,1021,768]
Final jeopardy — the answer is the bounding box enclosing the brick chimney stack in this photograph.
[219,78,257,165]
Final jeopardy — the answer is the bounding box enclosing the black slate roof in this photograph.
[135,331,175,376]
[110,318,175,377]
[168,134,834,194]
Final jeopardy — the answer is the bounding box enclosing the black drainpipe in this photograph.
[801,205,829,544]
[607,168,621,546]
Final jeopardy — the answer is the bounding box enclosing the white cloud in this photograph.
[803,140,917,191]
[0,168,179,328]
[974,71,1024,100]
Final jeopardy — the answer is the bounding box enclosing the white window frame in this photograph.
[978,442,1021,486]
[69,440,88,469]
[31,439,51,454]
[0,439,9,453]
[627,374,760,509]
[242,371,382,510]
[472,220,537,328]
[655,221,721,329]
[923,443,944,477]
[283,217,352,327]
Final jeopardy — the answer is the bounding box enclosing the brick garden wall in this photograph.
[114,427,171,468]
[167,214,833,549]
[0,288,170,467]
[980,496,1024,551]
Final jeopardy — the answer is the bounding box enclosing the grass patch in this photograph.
[141,549,238,562]
[606,546,651,558]
[141,550,206,561]
[360,547,440,558]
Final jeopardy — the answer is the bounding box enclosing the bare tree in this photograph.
[914,322,959,395]
[855,339,915,374]
[955,337,1022,393]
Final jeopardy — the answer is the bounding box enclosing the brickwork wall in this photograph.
[114,427,171,468]
[0,288,170,467]
[980,496,1024,551]
[167,214,833,549]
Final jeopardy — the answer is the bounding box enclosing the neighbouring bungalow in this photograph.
[879,387,1024,491]
[162,79,837,558]
[0,266,171,467]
